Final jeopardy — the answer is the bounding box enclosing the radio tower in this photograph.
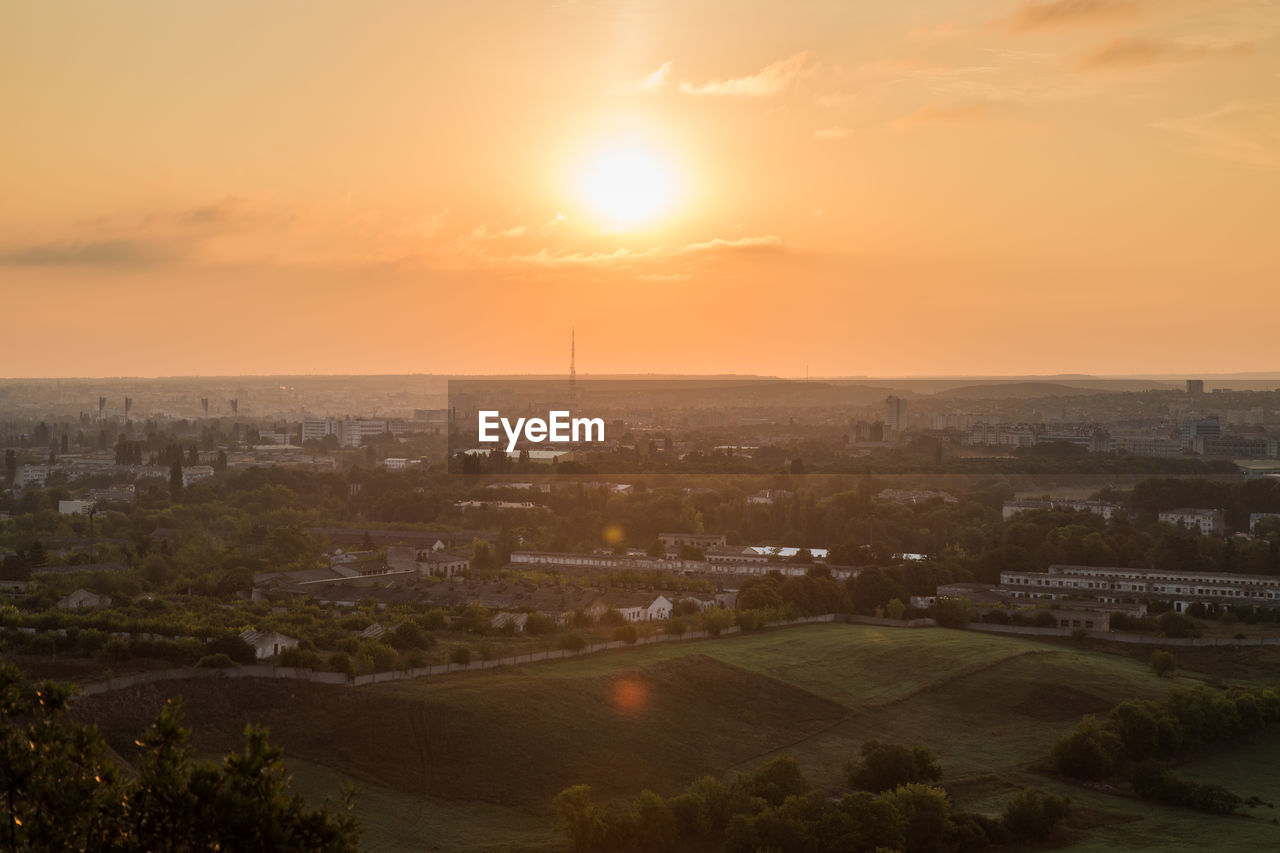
[569,328,577,407]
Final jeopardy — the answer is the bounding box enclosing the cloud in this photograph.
[637,61,672,91]
[471,223,527,240]
[1079,37,1251,69]
[1,239,180,268]
[679,52,811,97]
[893,103,992,130]
[813,127,854,140]
[679,235,786,254]
[1153,101,1280,169]
[502,234,786,270]
[1006,0,1145,32]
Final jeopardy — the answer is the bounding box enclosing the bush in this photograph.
[327,652,354,677]
[1001,789,1070,842]
[664,617,689,636]
[194,653,236,669]
[525,613,559,636]
[612,625,638,644]
[558,632,587,651]
[845,741,942,793]
[450,645,472,666]
[1150,650,1178,677]
[389,622,433,650]
[1050,715,1122,779]
[1157,611,1202,639]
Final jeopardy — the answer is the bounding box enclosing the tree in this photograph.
[26,540,48,569]
[1150,650,1178,678]
[553,785,607,852]
[845,741,942,793]
[880,783,952,853]
[0,668,360,851]
[1001,789,1070,843]
[3,450,15,487]
[1050,715,1122,779]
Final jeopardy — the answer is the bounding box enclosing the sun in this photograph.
[578,146,676,228]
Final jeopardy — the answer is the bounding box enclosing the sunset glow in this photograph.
[1,1,1278,377]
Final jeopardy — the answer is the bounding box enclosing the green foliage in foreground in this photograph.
[0,663,361,852]
[554,753,1068,853]
[1051,683,1280,814]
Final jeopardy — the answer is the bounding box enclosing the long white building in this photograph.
[1001,564,1280,612]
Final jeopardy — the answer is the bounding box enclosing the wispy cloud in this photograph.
[1005,0,1145,32]
[504,234,786,270]
[679,235,785,254]
[1079,37,1251,69]
[471,223,528,240]
[679,52,811,97]
[813,127,854,140]
[1,239,180,268]
[1153,101,1280,169]
[637,61,672,91]
[893,103,992,130]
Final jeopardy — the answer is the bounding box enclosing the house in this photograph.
[58,499,96,516]
[238,629,299,660]
[659,532,727,550]
[602,592,674,622]
[182,465,215,487]
[358,622,386,639]
[57,588,111,609]
[418,550,470,578]
[1158,508,1226,536]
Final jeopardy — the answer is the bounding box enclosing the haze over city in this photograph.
[4,0,1280,377]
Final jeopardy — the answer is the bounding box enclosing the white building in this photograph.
[238,629,299,660]
[1003,499,1123,520]
[58,499,96,515]
[57,588,112,609]
[1158,508,1226,536]
[1001,564,1280,612]
[182,465,216,487]
[16,465,49,487]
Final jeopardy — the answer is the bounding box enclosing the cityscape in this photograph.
[5,1,1280,852]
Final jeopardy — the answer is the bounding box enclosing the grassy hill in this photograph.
[70,623,1280,852]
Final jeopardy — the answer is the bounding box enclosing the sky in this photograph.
[2,0,1278,378]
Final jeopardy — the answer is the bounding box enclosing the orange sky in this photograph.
[2,1,1278,378]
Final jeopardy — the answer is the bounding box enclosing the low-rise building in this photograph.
[1158,508,1226,536]
[239,629,299,660]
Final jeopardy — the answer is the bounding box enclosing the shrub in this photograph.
[558,632,587,651]
[664,617,688,636]
[845,741,942,793]
[1050,715,1122,779]
[450,645,472,666]
[389,622,432,650]
[327,652,354,677]
[1002,789,1070,842]
[612,625,638,644]
[525,613,559,636]
[194,653,236,668]
[1150,650,1178,677]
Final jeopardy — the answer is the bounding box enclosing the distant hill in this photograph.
[938,381,1132,399]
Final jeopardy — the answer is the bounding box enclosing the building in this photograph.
[182,465,215,487]
[1003,499,1122,520]
[884,396,907,441]
[1000,564,1280,613]
[58,499,96,516]
[659,532,728,551]
[1192,434,1276,458]
[57,588,112,609]
[1179,416,1220,448]
[16,465,49,487]
[1159,508,1226,536]
[302,417,339,442]
[1186,379,1204,394]
[238,629,299,660]
[1250,513,1280,533]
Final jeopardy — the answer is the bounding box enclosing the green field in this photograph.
[72,623,1280,852]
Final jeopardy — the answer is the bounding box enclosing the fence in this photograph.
[76,614,837,695]
[966,621,1280,646]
